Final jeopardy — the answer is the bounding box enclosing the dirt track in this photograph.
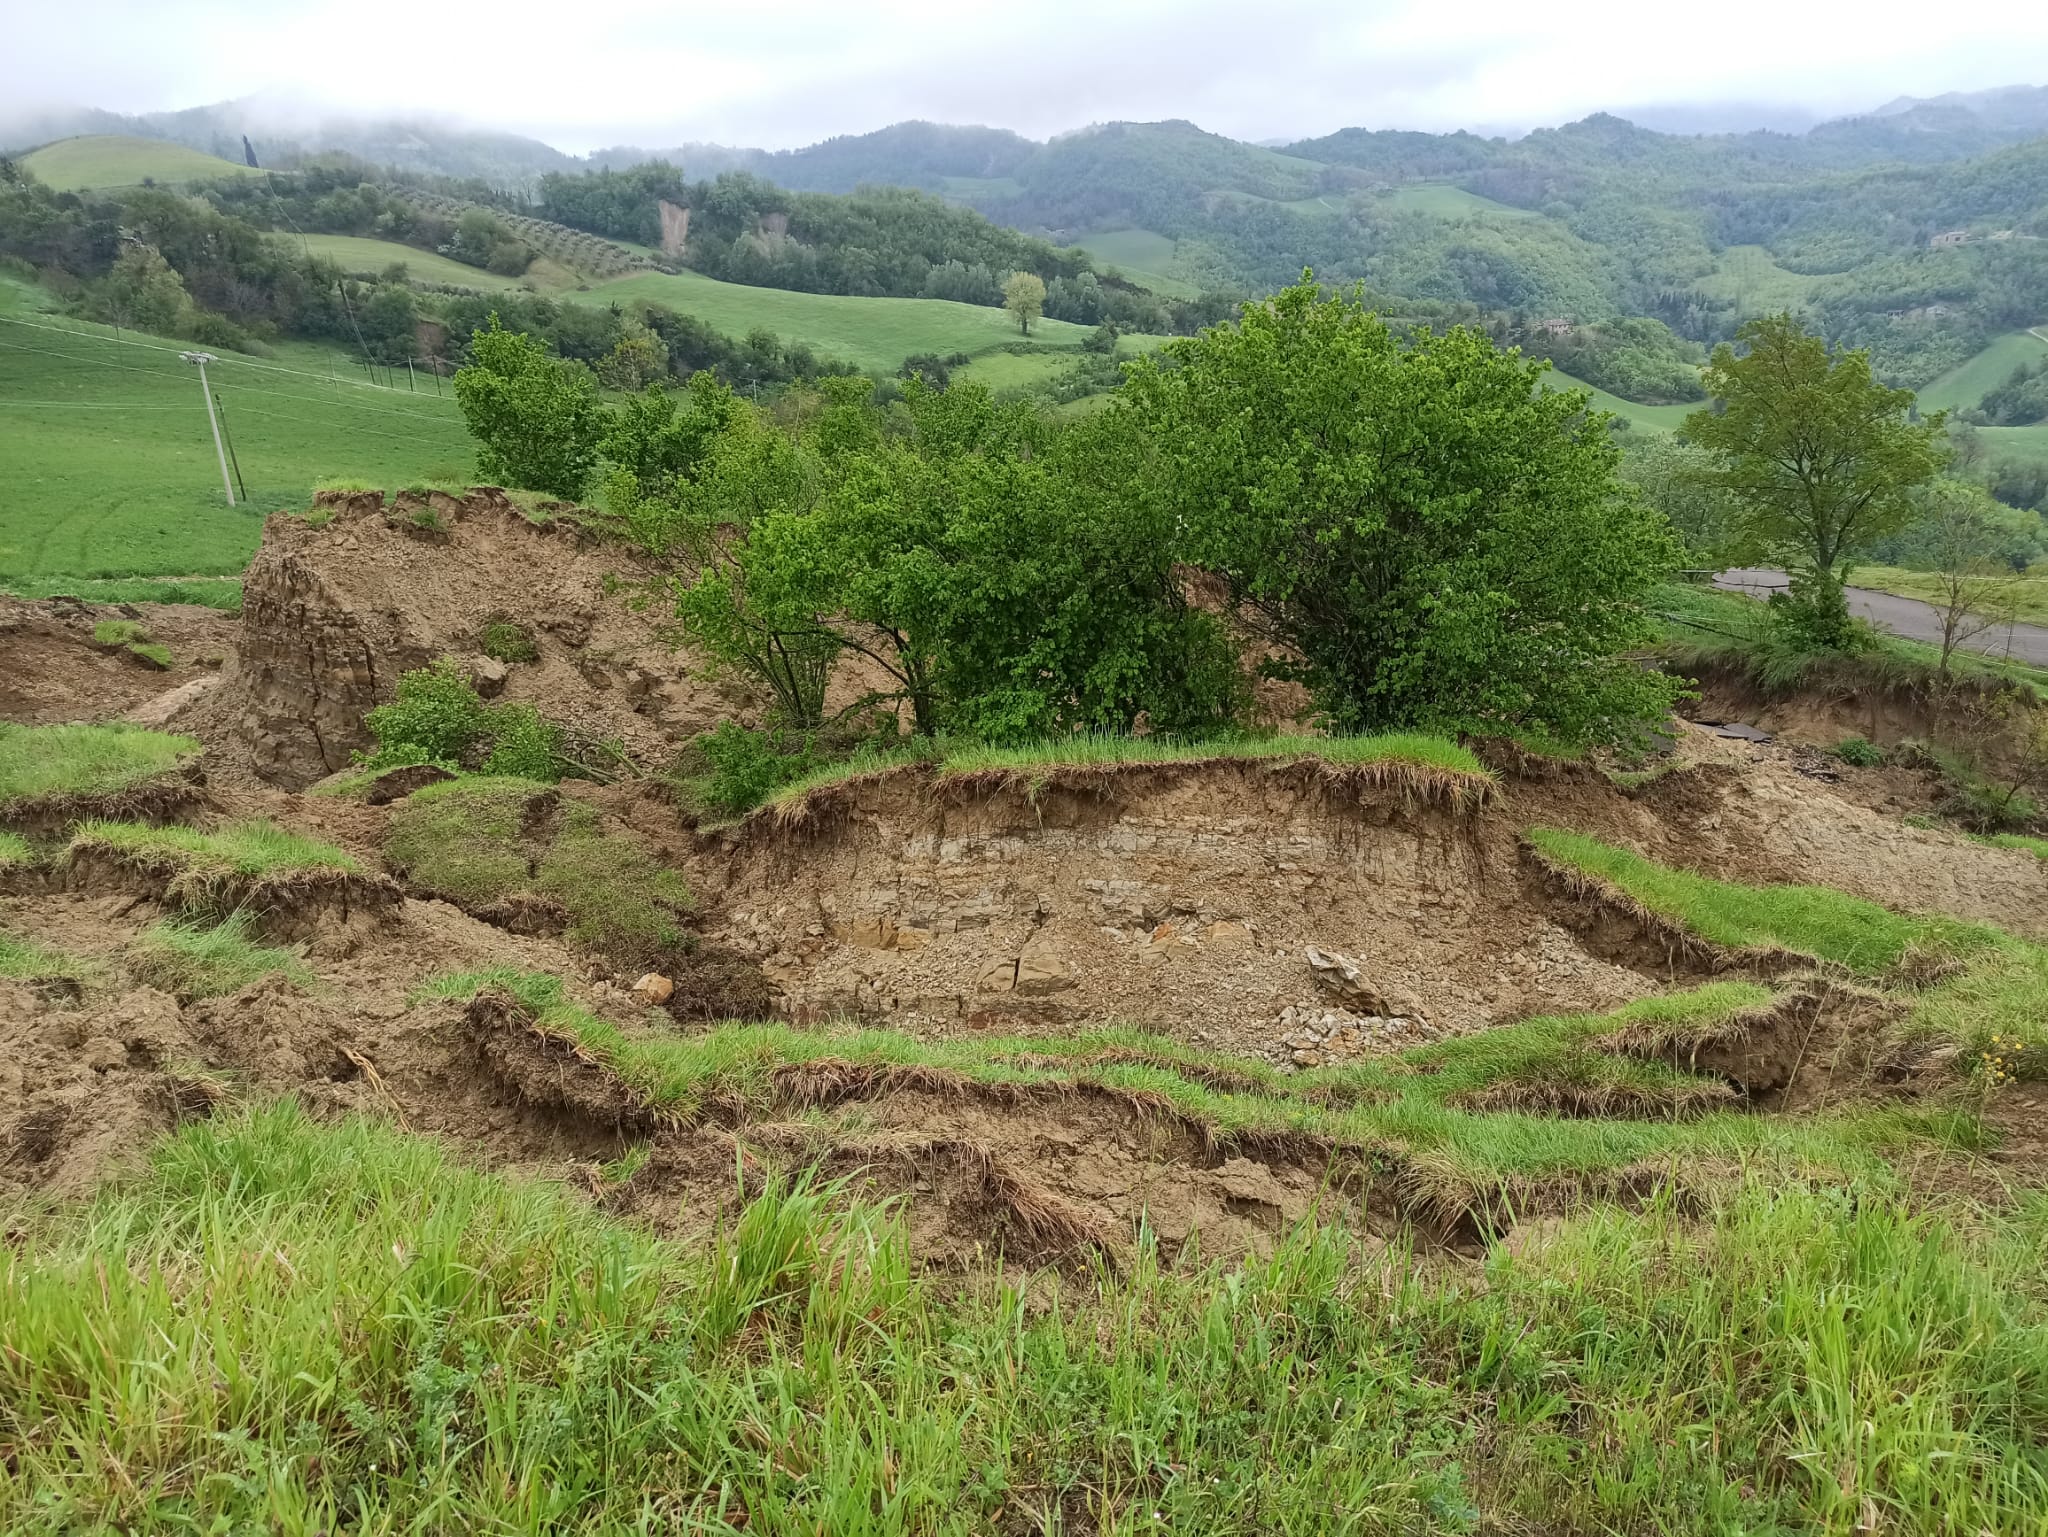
[1715,567,2048,665]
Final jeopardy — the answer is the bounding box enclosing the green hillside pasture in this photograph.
[1977,420,2048,474]
[287,234,530,293]
[1383,184,1541,220]
[1692,245,1823,316]
[580,269,1103,372]
[1063,227,1200,298]
[21,134,264,192]
[0,309,471,585]
[1542,366,1697,431]
[1917,328,2048,415]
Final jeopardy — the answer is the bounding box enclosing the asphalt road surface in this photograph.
[1713,568,2048,667]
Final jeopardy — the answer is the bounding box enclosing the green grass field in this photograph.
[1541,366,1698,430]
[1976,419,2048,474]
[1062,227,1202,298]
[1383,184,1540,220]
[20,134,264,191]
[14,1099,2044,1532]
[580,268,1105,372]
[1917,328,2048,415]
[285,234,530,292]
[0,279,472,586]
[1693,244,1825,315]
[949,349,1079,392]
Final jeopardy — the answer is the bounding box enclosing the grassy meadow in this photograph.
[579,268,1114,373]
[285,233,534,292]
[1917,327,2048,415]
[1063,227,1202,297]
[0,278,472,587]
[19,133,265,191]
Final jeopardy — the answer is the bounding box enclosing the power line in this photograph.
[0,315,461,405]
[223,400,470,447]
[0,336,464,426]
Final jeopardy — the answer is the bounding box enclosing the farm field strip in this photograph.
[0,306,471,586]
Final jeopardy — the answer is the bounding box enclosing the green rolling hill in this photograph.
[22,134,264,191]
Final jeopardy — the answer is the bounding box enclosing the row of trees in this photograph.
[456,277,1686,749]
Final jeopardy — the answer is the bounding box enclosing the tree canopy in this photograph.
[1684,313,1948,646]
[1116,276,1683,745]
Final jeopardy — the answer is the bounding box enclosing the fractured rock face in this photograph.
[237,548,423,788]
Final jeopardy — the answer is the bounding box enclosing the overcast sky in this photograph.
[9,0,2048,150]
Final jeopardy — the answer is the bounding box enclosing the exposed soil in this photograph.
[0,595,239,726]
[8,497,2046,1265]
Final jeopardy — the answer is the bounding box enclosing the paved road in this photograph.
[1712,567,2048,667]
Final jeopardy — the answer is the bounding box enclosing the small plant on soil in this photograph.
[476,618,538,664]
[126,912,313,1001]
[405,507,448,536]
[90,619,149,648]
[0,927,98,986]
[0,723,199,807]
[1834,735,1886,767]
[361,660,570,782]
[89,619,172,668]
[301,508,335,529]
[0,830,31,867]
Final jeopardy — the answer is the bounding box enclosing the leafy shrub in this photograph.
[362,661,493,768]
[685,722,828,817]
[1835,736,1885,768]
[362,661,573,782]
[477,619,538,664]
[482,704,566,780]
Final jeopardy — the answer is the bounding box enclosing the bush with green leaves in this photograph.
[452,317,608,499]
[684,722,829,818]
[1117,276,1683,746]
[1835,736,1886,768]
[659,378,1245,743]
[360,661,565,782]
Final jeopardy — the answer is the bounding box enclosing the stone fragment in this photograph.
[976,958,1018,994]
[632,973,674,1005]
[1290,1048,1323,1068]
[469,656,509,697]
[1204,921,1253,949]
[1015,935,1078,995]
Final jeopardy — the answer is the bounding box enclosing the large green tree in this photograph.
[1684,313,1948,647]
[1117,276,1682,745]
[453,318,608,498]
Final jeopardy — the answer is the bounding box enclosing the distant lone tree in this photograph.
[1117,275,1683,747]
[1685,313,1947,649]
[1003,271,1046,335]
[453,317,606,499]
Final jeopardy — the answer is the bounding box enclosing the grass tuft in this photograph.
[1526,827,1996,975]
[0,927,98,985]
[0,830,31,867]
[126,912,312,1001]
[0,723,200,807]
[752,731,1496,821]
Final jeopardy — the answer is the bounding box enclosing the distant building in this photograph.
[1534,317,1574,335]
[1929,230,1970,249]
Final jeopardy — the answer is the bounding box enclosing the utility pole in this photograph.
[181,351,234,506]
